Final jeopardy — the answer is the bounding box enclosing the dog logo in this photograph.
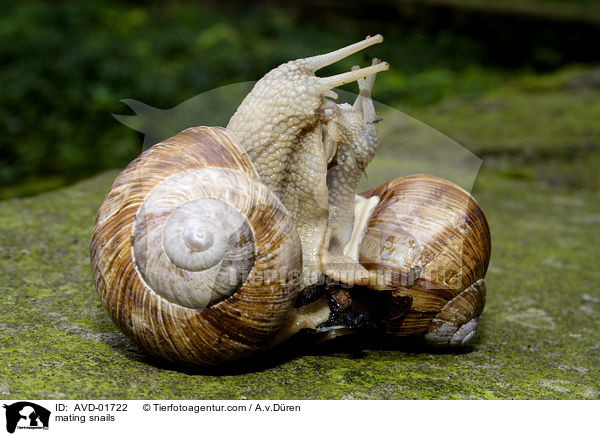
[2,402,50,433]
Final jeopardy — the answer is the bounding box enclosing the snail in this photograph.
[90,35,491,367]
[357,174,491,347]
[90,127,303,366]
[91,36,391,366]
[300,174,490,348]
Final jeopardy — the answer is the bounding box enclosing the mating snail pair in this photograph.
[90,35,491,367]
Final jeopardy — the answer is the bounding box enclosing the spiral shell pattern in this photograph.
[90,127,302,366]
[133,169,258,309]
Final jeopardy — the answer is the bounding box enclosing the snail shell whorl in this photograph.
[425,279,486,347]
[360,174,491,345]
[133,169,258,309]
[90,127,302,366]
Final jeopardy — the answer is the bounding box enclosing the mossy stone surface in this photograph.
[1,68,599,399]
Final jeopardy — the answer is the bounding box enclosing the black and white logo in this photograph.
[2,402,50,433]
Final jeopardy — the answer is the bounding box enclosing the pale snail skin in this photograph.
[227,35,388,289]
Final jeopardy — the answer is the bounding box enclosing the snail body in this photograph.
[228,35,388,287]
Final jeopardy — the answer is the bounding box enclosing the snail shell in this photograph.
[90,126,302,366]
[359,174,491,347]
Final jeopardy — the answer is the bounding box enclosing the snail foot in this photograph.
[321,253,378,286]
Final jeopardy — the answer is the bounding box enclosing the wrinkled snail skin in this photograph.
[90,127,302,366]
[227,35,389,288]
[359,174,491,347]
[322,60,383,285]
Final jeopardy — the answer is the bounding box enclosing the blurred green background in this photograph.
[2,0,600,198]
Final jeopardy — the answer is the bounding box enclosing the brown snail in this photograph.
[358,174,491,347]
[90,127,303,366]
[90,35,491,367]
[303,174,490,348]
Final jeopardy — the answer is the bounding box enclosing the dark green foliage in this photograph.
[1,0,598,198]
[0,0,497,197]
